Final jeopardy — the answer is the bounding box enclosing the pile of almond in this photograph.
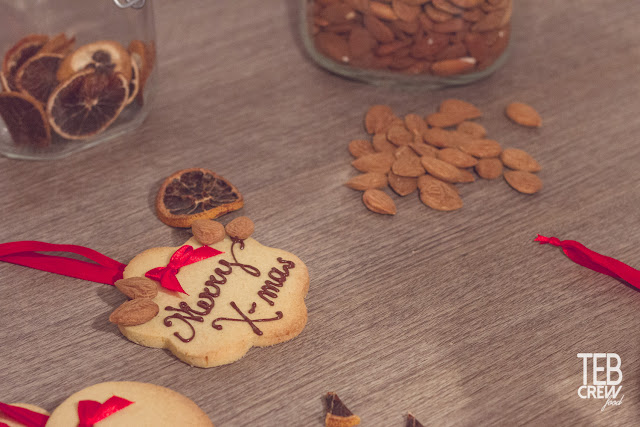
[310,0,512,76]
[346,100,543,214]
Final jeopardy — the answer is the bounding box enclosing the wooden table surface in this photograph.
[2,0,640,425]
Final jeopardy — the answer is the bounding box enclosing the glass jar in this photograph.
[301,0,511,87]
[0,0,156,160]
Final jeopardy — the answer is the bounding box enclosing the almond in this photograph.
[404,113,429,136]
[472,9,507,32]
[439,99,482,120]
[431,57,476,76]
[458,138,502,158]
[348,26,378,58]
[225,216,254,239]
[457,121,487,137]
[475,157,503,179]
[422,127,471,148]
[457,168,475,183]
[409,141,439,157]
[418,175,463,211]
[500,148,541,172]
[114,277,158,300]
[504,170,543,194]
[109,298,159,326]
[437,147,478,168]
[321,3,358,24]
[372,133,396,153]
[394,145,418,160]
[345,172,388,190]
[425,112,466,128]
[362,189,397,214]
[505,102,542,127]
[421,156,465,183]
[352,151,395,173]
[425,4,453,22]
[392,155,425,177]
[364,14,396,43]
[365,104,395,134]
[432,0,464,15]
[191,219,226,245]
[370,1,399,20]
[349,139,376,157]
[449,0,481,7]
[387,123,413,145]
[388,171,418,196]
[391,0,421,22]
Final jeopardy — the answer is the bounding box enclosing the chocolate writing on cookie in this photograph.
[162,239,296,342]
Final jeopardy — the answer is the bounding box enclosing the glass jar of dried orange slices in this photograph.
[301,0,512,87]
[0,0,156,160]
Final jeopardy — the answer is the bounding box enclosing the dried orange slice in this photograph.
[128,40,155,105]
[1,34,49,91]
[56,40,132,82]
[125,58,140,106]
[46,68,129,140]
[156,168,244,228]
[39,33,76,55]
[15,53,64,104]
[0,92,51,146]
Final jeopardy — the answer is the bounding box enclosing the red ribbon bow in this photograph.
[535,234,640,289]
[77,396,133,427]
[145,245,224,294]
[0,402,49,427]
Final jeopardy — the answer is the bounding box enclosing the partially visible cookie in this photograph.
[45,382,213,426]
[0,403,49,427]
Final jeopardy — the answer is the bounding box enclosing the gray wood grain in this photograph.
[2,0,640,425]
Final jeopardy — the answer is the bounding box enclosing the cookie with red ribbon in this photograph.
[44,381,213,426]
[114,217,310,367]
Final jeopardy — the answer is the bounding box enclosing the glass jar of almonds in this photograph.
[301,0,512,87]
[0,0,156,160]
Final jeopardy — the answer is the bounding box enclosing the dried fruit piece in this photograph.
[500,148,541,172]
[392,155,425,177]
[439,99,482,120]
[421,156,465,183]
[114,277,158,300]
[425,112,466,128]
[475,157,503,179]
[325,393,361,427]
[457,138,502,158]
[0,92,51,146]
[345,172,388,190]
[457,121,487,138]
[372,133,396,153]
[128,40,155,105]
[388,172,418,196]
[125,57,140,105]
[409,141,439,158]
[365,104,395,134]
[46,69,129,140]
[14,53,64,103]
[437,147,478,168]
[1,34,49,91]
[418,175,463,211]
[404,113,428,136]
[351,151,395,173]
[505,102,542,127]
[422,127,471,148]
[109,298,159,326]
[406,413,425,427]
[57,40,132,82]
[39,33,76,55]
[348,139,375,157]
[191,219,226,245]
[387,123,413,146]
[156,168,244,228]
[504,170,542,194]
[362,189,396,214]
[225,216,255,240]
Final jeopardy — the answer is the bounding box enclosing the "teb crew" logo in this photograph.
[577,353,623,411]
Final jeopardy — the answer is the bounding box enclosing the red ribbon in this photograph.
[0,402,49,427]
[535,235,640,289]
[145,245,224,294]
[77,396,133,427]
[0,241,126,285]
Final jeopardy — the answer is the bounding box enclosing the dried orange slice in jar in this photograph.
[128,40,155,105]
[38,33,76,55]
[0,92,51,146]
[125,57,140,106]
[156,168,244,228]
[56,40,132,83]
[46,68,128,140]
[1,34,49,91]
[15,53,65,104]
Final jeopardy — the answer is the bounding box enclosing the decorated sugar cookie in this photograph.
[0,217,310,368]
[0,382,213,426]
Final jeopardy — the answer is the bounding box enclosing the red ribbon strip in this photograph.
[77,396,133,427]
[0,402,49,427]
[535,235,640,289]
[145,245,224,294]
[0,241,126,285]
